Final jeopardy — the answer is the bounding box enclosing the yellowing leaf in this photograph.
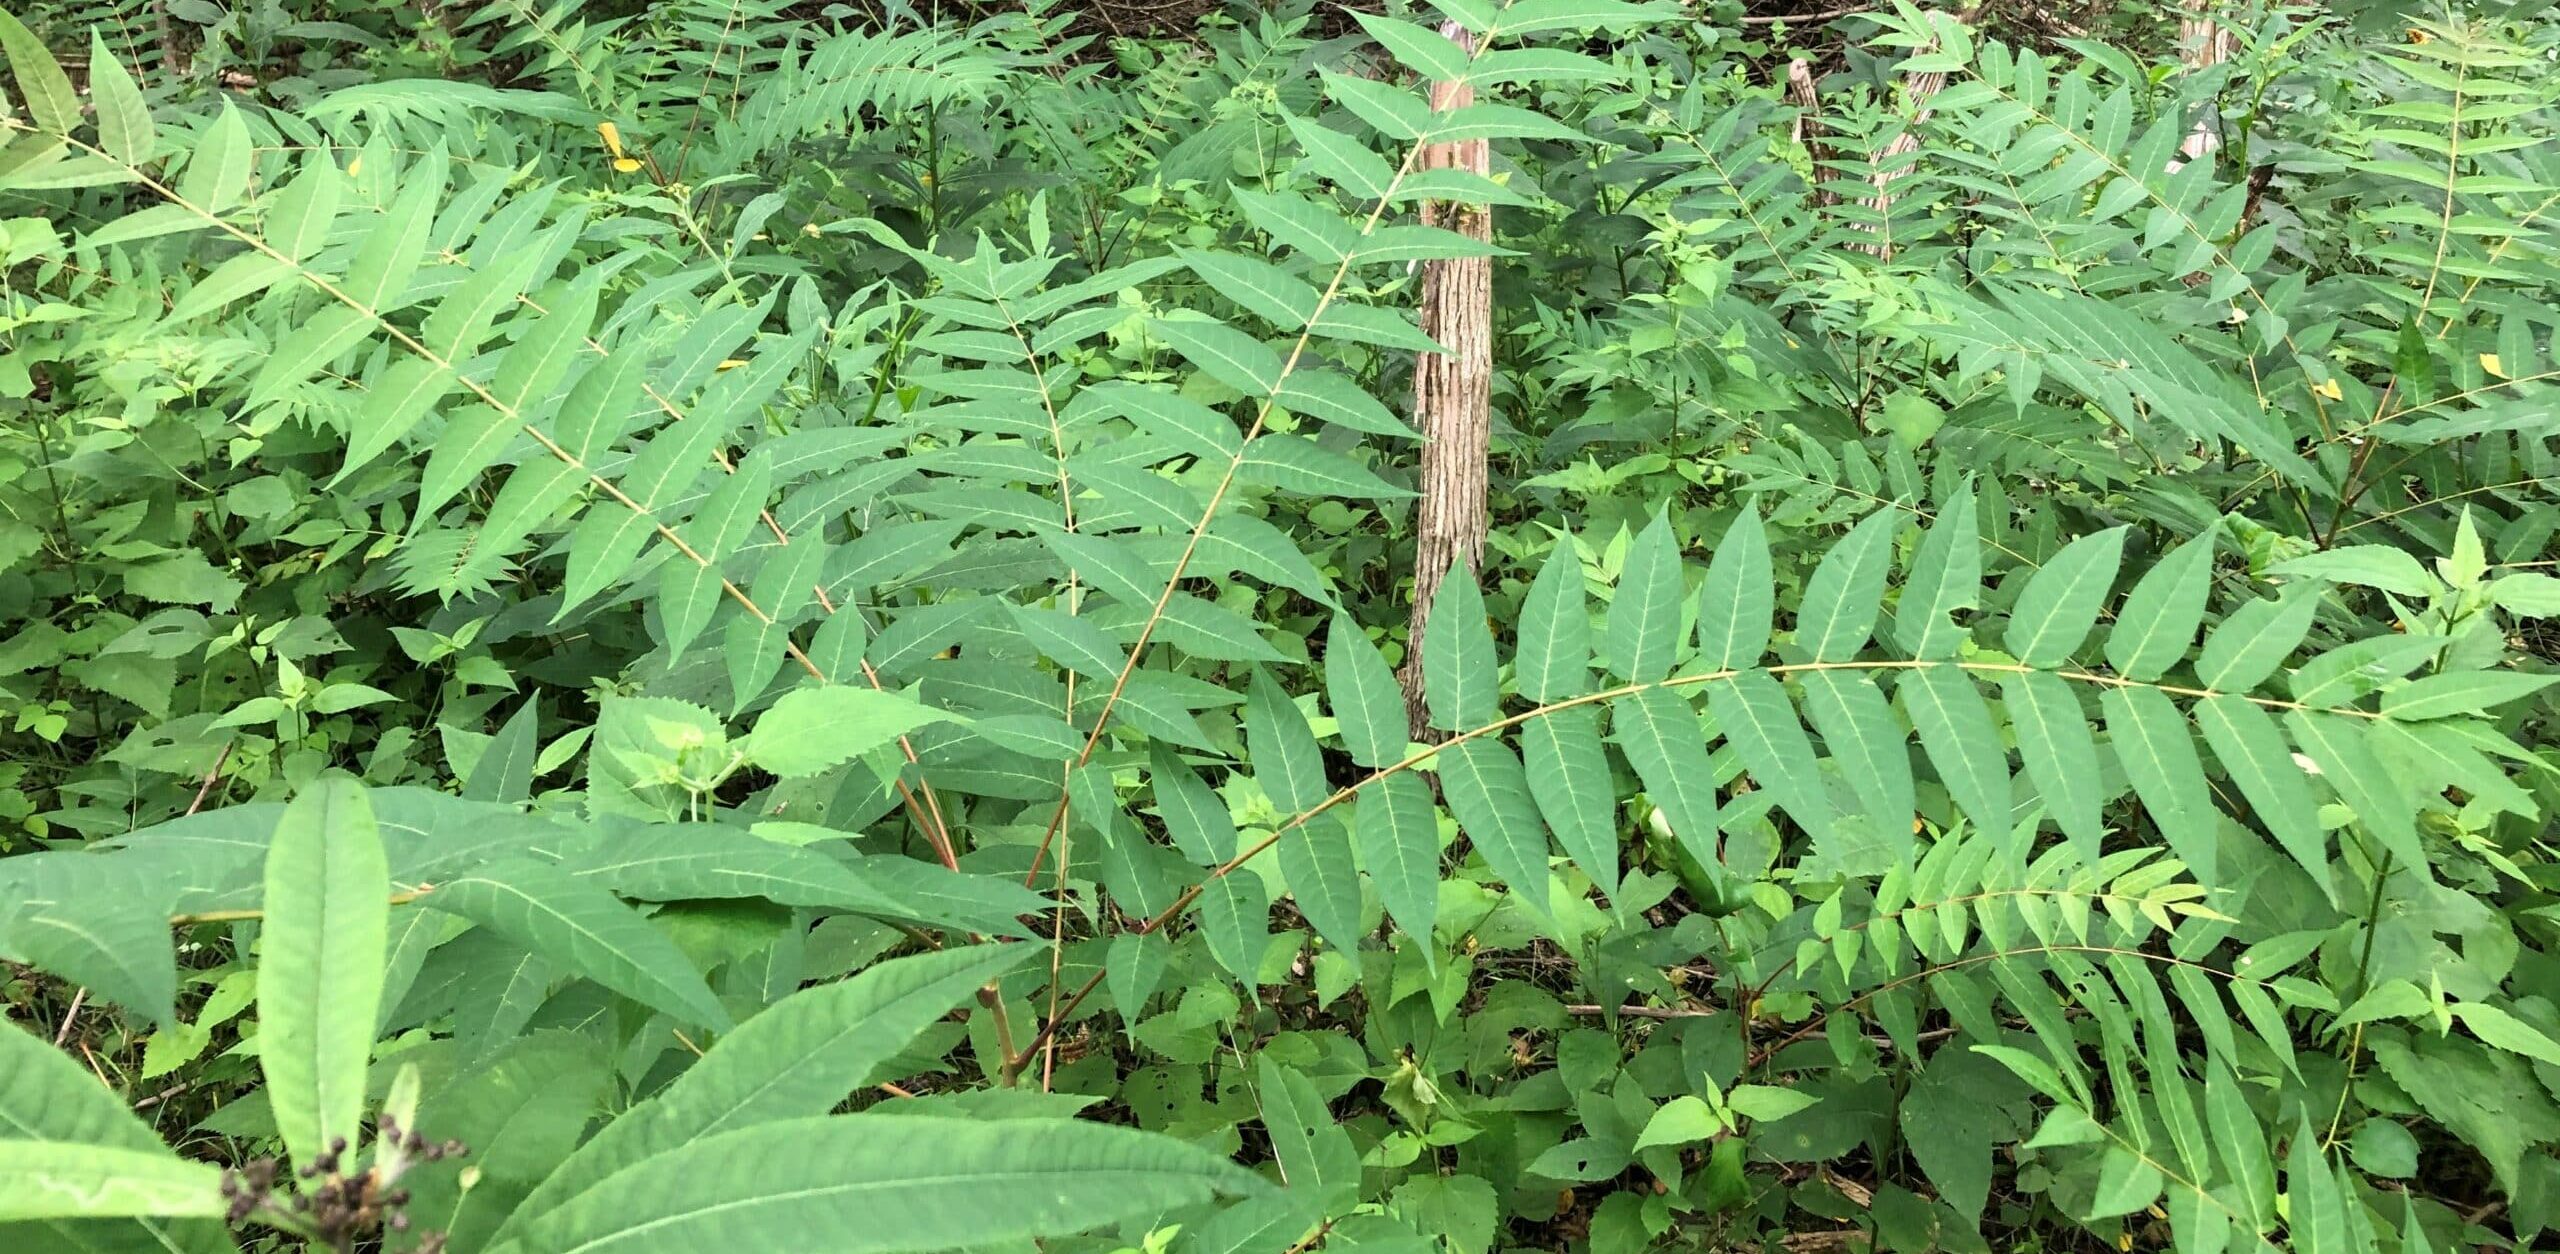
[613,158,645,174]
[717,358,749,370]
[598,121,628,158]
[2312,378,2343,401]
[2480,353,2508,379]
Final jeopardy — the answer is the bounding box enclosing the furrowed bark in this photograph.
[1400,21,1495,741]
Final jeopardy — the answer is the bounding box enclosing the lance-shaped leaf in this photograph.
[259,774,390,1174]
[0,1020,233,1251]
[1424,565,1498,731]
[1709,670,1834,843]
[2006,527,2127,669]
[2004,672,2104,867]
[494,945,1031,1245]
[1607,513,1684,682]
[1277,815,1365,958]
[428,859,731,1031]
[0,1143,224,1222]
[1249,668,1328,814]
[500,1115,1264,1254]
[1441,740,1553,919]
[1517,538,1591,703]
[1522,707,1617,896]
[2105,525,2218,682]
[1894,487,1979,659]
[1359,773,1441,944]
[1698,507,1773,671]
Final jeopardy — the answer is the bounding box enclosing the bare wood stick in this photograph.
[1399,21,1497,741]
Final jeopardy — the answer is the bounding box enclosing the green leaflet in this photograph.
[2284,711,2428,885]
[1198,871,1271,986]
[1697,507,1774,671]
[1257,1057,1363,1208]
[743,686,961,779]
[1441,739,1554,921]
[2104,524,2218,682]
[1799,670,1915,864]
[1708,670,1834,844]
[2194,586,2317,693]
[501,1115,1262,1254]
[2197,695,2331,895]
[1522,707,1619,897]
[2002,671,2105,867]
[1249,667,1329,814]
[0,1142,225,1222]
[1277,815,1366,958]
[1152,317,1288,396]
[1613,686,1722,886]
[428,859,733,1031]
[1424,565,1499,731]
[1607,513,1685,682]
[1153,749,1241,865]
[1795,509,1900,663]
[1894,486,1980,660]
[1899,667,2012,839]
[1328,615,1409,769]
[1359,773,1442,945]
[0,1021,233,1251]
[2101,686,2218,885]
[258,774,390,1173]
[2006,527,2128,669]
[1517,537,1592,704]
[492,945,1033,1247]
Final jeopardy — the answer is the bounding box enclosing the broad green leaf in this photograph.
[2102,686,2217,885]
[1249,668,1329,814]
[2269,546,2438,598]
[2195,588,2317,693]
[2085,1146,2162,1218]
[429,859,732,1031]
[1238,435,1412,500]
[1698,508,1772,671]
[1607,513,1684,682]
[1013,605,1129,682]
[259,774,389,1173]
[1094,381,1242,461]
[0,1143,223,1222]
[1612,687,1721,884]
[1257,1058,1362,1208]
[340,155,445,309]
[1424,565,1498,731]
[1328,615,1408,769]
[2382,670,2560,721]
[1180,248,1322,329]
[1894,488,1979,659]
[1516,538,1591,703]
[466,696,542,803]
[2205,1062,2275,1227]
[2284,711,2425,883]
[1796,509,1900,662]
[1153,317,1286,396]
[2286,1119,2349,1254]
[1800,671,1915,862]
[1153,750,1240,865]
[1440,740,1553,918]
[0,11,80,136]
[1277,815,1365,958]
[2003,672,2104,866]
[2194,694,2328,893]
[0,1020,232,1250]
[494,945,1032,1246]
[1522,707,1617,896]
[2004,526,2126,668]
[504,1115,1262,1254]
[1285,112,1396,200]
[1355,12,1473,80]
[1200,868,1270,984]
[2104,525,2218,682]
[1708,670,1833,843]
[1359,774,1441,945]
[1493,0,1679,35]
[1900,668,2011,838]
[84,36,153,165]
[1633,1096,1723,1149]
[744,687,960,779]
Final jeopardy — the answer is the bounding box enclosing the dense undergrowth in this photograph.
[2,0,2558,1251]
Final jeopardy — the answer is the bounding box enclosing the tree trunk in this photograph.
[1399,22,1495,741]
[2174,0,2237,169]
